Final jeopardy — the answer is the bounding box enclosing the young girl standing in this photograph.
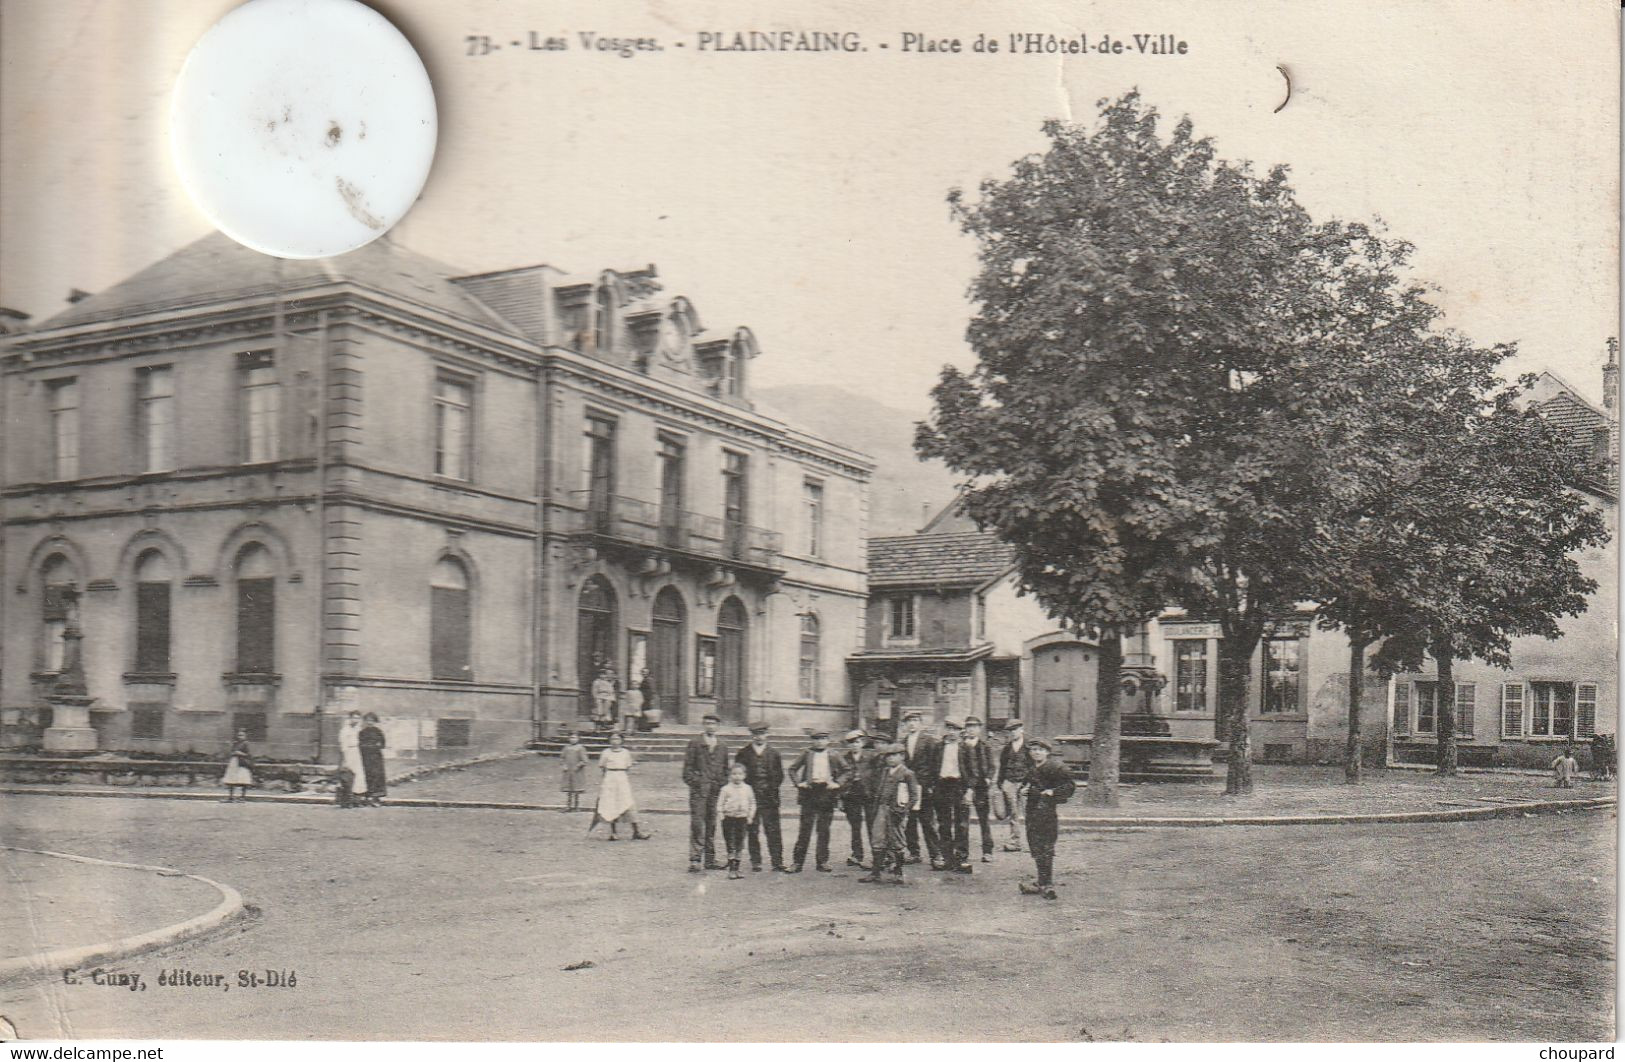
[590,732,652,841]
[561,731,589,812]
[220,728,255,803]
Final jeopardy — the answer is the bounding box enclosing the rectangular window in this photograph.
[1173,640,1209,712]
[1577,683,1598,739]
[1261,636,1301,714]
[1501,682,1525,738]
[240,352,280,462]
[433,374,474,480]
[436,718,472,748]
[138,365,175,472]
[695,636,718,697]
[48,378,79,480]
[1392,681,1411,736]
[232,711,268,742]
[722,450,748,559]
[1530,681,1576,738]
[658,434,686,549]
[583,415,617,517]
[236,577,276,674]
[430,584,473,681]
[1414,681,1438,735]
[131,706,165,740]
[887,595,916,640]
[1455,683,1475,738]
[804,479,825,557]
[135,581,172,673]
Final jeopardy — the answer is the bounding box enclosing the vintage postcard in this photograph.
[0,0,1617,1045]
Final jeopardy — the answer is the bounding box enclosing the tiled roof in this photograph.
[868,531,1015,587]
[1538,392,1609,447]
[34,231,527,338]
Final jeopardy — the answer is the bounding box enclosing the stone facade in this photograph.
[0,234,869,766]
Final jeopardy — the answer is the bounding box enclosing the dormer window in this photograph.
[593,283,615,353]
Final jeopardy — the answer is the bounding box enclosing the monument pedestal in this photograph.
[43,696,98,751]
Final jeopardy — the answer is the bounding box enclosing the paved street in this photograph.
[0,791,1612,1042]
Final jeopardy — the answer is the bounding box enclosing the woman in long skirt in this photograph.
[560,731,589,812]
[590,732,652,841]
[220,728,255,803]
[338,711,366,808]
[359,712,388,806]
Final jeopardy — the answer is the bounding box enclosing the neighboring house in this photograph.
[0,232,869,763]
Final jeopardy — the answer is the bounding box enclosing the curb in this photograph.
[0,846,249,988]
[0,785,1612,827]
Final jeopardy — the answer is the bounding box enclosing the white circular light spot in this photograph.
[170,0,437,259]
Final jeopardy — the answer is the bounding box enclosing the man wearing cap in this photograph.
[735,723,786,871]
[899,711,941,866]
[785,729,852,872]
[682,713,731,872]
[996,720,1036,852]
[860,743,918,885]
[1019,739,1076,899]
[960,716,997,863]
[930,719,974,872]
[839,729,879,868]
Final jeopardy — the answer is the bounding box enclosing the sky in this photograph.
[1,0,1619,413]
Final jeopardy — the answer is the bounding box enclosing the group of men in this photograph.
[682,709,1076,896]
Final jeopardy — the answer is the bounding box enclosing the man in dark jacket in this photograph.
[785,730,852,872]
[1019,739,1077,899]
[682,713,731,872]
[960,716,997,862]
[839,729,880,868]
[735,723,786,871]
[931,719,992,872]
[899,711,940,866]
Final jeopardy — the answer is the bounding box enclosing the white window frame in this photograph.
[47,377,79,481]
[1529,681,1579,740]
[1392,680,1411,736]
[240,353,281,463]
[885,594,918,644]
[138,365,175,473]
[1454,682,1475,738]
[433,372,475,481]
[1172,638,1209,713]
[803,478,825,558]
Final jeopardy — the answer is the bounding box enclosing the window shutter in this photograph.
[1501,683,1525,738]
[1392,682,1410,736]
[236,577,276,673]
[1577,684,1598,739]
[135,581,171,673]
[1455,683,1475,738]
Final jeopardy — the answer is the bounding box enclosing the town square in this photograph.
[0,0,1618,1047]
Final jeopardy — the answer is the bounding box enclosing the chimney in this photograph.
[1604,338,1619,416]
[66,288,92,305]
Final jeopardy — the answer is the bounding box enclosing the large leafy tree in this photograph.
[920,93,1371,796]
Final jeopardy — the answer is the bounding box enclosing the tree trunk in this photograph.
[1345,635,1370,784]
[1433,634,1457,777]
[1089,627,1123,807]
[1219,626,1261,796]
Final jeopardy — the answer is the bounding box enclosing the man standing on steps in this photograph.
[996,719,1035,852]
[735,722,786,871]
[900,711,940,866]
[683,713,731,872]
[785,729,851,872]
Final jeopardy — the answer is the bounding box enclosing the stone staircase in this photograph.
[530,724,811,763]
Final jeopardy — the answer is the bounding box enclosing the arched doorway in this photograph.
[651,587,687,723]
[577,576,618,717]
[716,596,748,724]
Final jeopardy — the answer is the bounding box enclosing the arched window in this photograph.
[234,544,275,674]
[134,549,173,674]
[40,553,77,673]
[431,556,473,680]
[798,612,821,701]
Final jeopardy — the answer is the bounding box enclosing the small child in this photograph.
[561,732,589,812]
[717,763,758,879]
[860,744,919,885]
[1553,745,1580,789]
[220,728,255,803]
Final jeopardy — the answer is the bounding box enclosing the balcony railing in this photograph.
[565,492,782,569]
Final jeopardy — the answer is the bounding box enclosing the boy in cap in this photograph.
[1019,739,1076,899]
[860,743,919,885]
[735,722,786,871]
[840,729,879,867]
[786,729,852,872]
[996,720,1035,851]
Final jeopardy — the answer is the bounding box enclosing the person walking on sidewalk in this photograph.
[860,744,919,886]
[735,723,786,871]
[996,720,1035,852]
[590,732,652,841]
[1019,739,1076,899]
[683,714,731,871]
[786,730,851,873]
[718,763,758,880]
[561,731,589,812]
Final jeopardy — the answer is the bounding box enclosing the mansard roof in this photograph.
[34,231,526,337]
